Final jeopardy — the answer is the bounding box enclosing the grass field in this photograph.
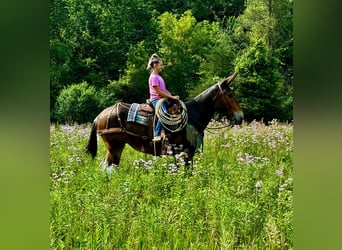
[50,120,293,249]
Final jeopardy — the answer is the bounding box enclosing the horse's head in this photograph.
[213,72,244,125]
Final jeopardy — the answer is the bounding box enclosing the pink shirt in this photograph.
[149,73,167,101]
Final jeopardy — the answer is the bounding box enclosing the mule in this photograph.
[86,72,243,167]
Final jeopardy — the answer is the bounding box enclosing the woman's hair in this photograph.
[147,53,161,70]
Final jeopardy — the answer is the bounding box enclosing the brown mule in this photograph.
[86,72,243,167]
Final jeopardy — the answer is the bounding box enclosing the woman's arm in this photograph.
[153,86,179,100]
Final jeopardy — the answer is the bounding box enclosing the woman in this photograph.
[147,53,179,141]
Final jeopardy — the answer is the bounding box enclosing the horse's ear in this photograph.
[222,72,238,86]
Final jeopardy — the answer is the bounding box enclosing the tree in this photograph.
[50,0,156,115]
[157,11,235,99]
[234,39,283,122]
[110,11,238,103]
[149,0,246,23]
[233,0,293,77]
[232,0,293,122]
[50,0,293,123]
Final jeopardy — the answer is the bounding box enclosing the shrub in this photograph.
[54,82,103,123]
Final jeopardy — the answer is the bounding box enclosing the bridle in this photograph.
[191,83,236,132]
[215,82,232,104]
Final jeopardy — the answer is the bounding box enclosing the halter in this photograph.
[215,83,234,112]
[215,82,227,100]
[217,82,224,95]
[191,83,235,131]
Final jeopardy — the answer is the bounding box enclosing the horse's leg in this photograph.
[100,151,111,167]
[110,142,126,166]
[183,147,195,175]
[103,141,125,167]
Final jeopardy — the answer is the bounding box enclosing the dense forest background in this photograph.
[50,0,293,124]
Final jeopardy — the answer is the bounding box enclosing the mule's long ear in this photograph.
[222,72,238,86]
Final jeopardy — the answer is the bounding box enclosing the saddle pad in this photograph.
[127,103,149,126]
[186,124,203,152]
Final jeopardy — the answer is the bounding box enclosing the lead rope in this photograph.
[155,98,188,132]
[153,113,157,157]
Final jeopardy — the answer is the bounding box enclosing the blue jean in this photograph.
[151,99,164,137]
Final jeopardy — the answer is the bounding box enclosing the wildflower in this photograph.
[237,153,268,165]
[275,169,283,176]
[279,182,290,192]
[67,145,79,151]
[262,157,270,162]
[220,143,231,148]
[78,128,89,138]
[60,125,75,134]
[168,163,178,173]
[255,181,263,188]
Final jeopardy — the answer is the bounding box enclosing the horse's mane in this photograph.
[193,83,218,103]
[185,84,218,132]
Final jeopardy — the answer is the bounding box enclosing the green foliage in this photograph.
[158,11,236,99]
[50,0,293,123]
[233,0,293,82]
[53,82,114,123]
[50,39,73,115]
[193,27,236,97]
[149,0,246,23]
[230,0,293,122]
[50,120,293,249]
[107,41,155,103]
[157,11,207,97]
[50,0,157,113]
[113,11,239,102]
[235,39,284,122]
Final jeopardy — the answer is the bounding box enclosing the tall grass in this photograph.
[50,120,293,249]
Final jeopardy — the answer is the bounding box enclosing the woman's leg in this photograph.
[151,99,162,137]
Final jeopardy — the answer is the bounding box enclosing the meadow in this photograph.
[50,120,293,249]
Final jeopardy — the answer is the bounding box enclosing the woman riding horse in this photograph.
[86,72,243,168]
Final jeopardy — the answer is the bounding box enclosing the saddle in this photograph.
[125,99,186,140]
[138,103,154,114]
[126,102,154,126]
[123,102,154,140]
[126,99,182,126]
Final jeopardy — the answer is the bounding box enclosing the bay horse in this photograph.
[85,72,243,167]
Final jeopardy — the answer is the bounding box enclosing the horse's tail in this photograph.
[85,119,98,159]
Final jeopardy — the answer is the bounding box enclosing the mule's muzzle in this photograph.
[232,111,244,125]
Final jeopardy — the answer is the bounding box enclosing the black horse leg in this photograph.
[110,142,126,166]
[173,155,179,173]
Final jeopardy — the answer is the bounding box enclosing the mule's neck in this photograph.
[185,94,214,133]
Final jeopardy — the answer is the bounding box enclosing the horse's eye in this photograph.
[227,93,234,98]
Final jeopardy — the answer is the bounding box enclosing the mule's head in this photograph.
[213,72,244,125]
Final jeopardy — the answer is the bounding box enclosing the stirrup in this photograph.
[152,136,161,142]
